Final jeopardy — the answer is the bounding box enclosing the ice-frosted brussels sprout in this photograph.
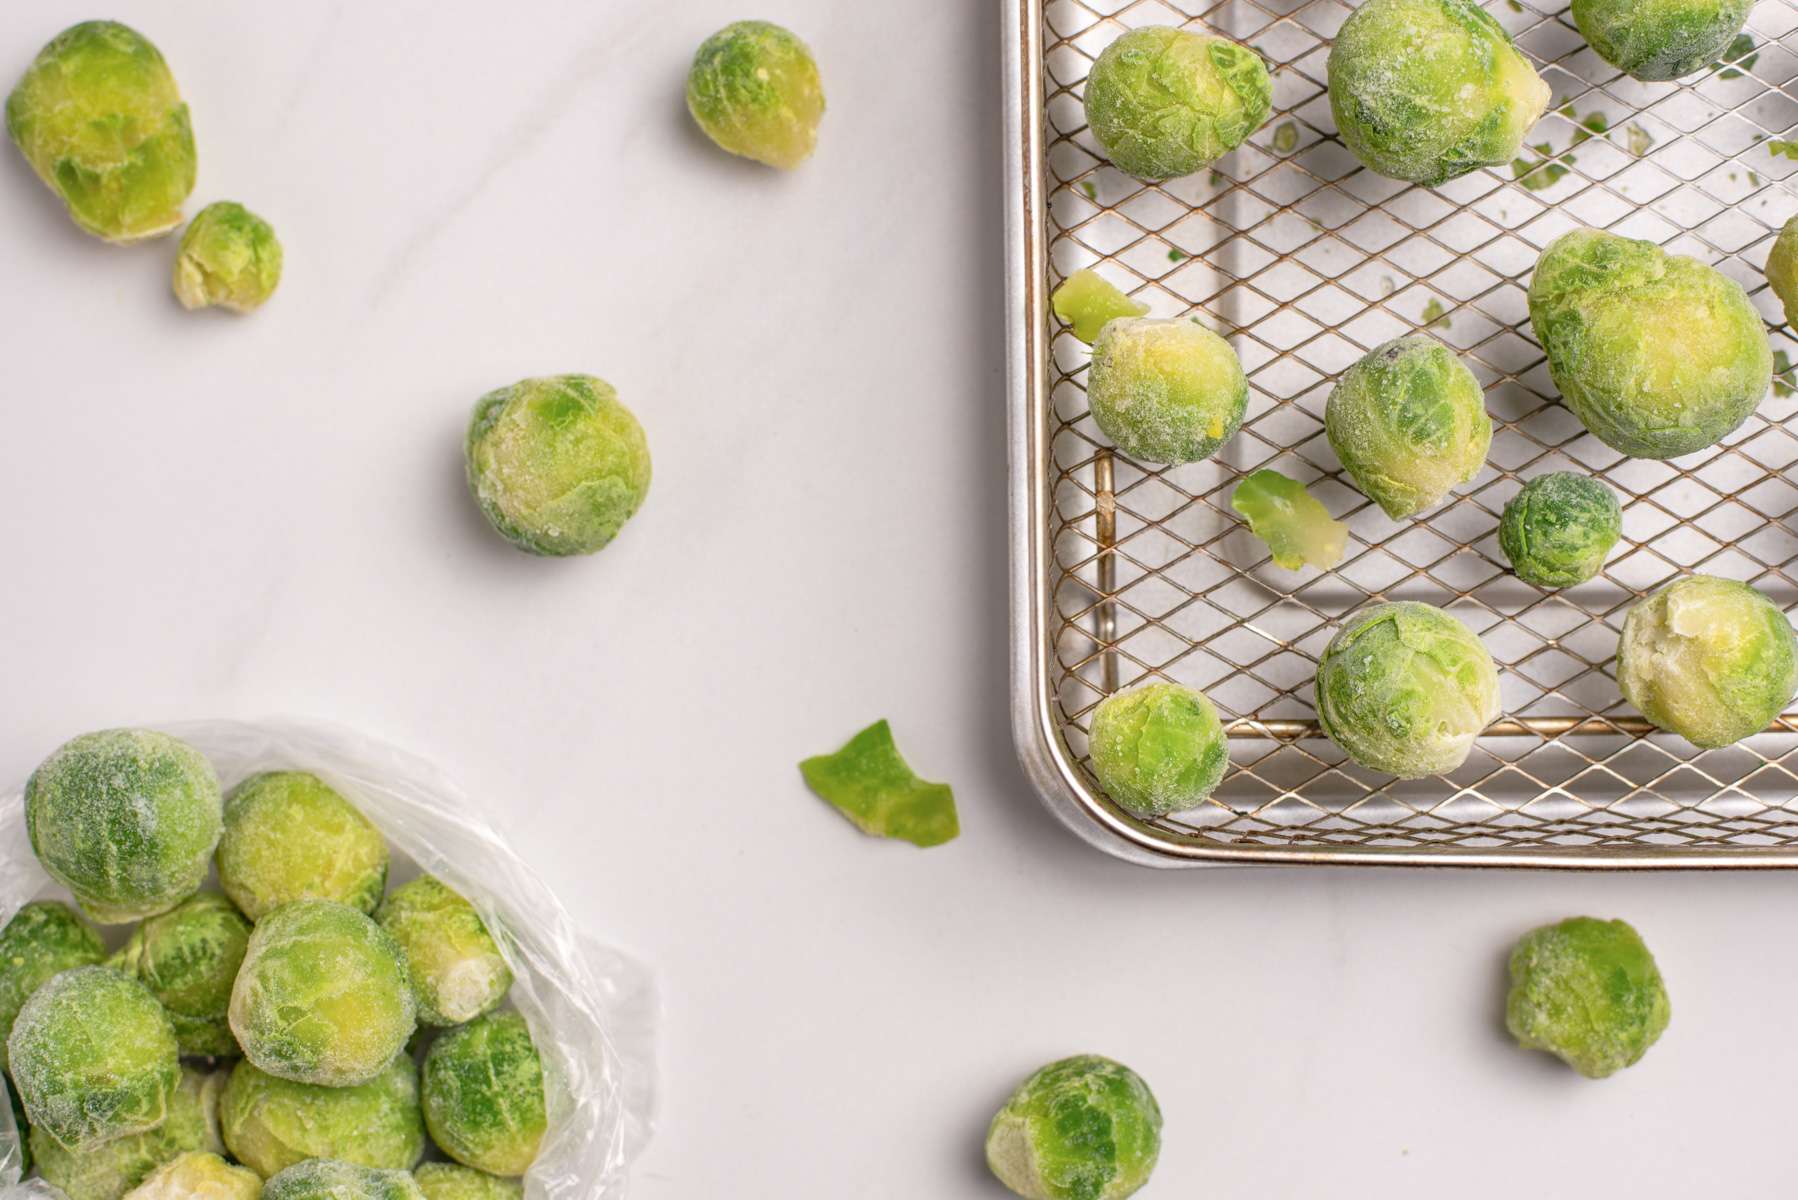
[1617,575,1798,749]
[465,374,653,557]
[124,1151,261,1200]
[0,901,103,1075]
[376,876,512,1028]
[220,1056,424,1178]
[109,892,250,1058]
[1315,601,1501,777]
[1327,0,1550,185]
[25,728,222,924]
[173,201,283,314]
[229,900,416,1088]
[1087,318,1247,465]
[413,1164,523,1200]
[1230,469,1349,571]
[1498,472,1621,588]
[985,1055,1161,1200]
[1529,229,1772,460]
[1084,26,1272,181]
[422,1012,546,1177]
[217,771,389,920]
[4,21,196,242]
[1571,0,1755,82]
[1325,336,1491,519]
[1767,216,1798,329]
[1087,683,1229,817]
[1507,917,1669,1079]
[263,1160,425,1200]
[30,1066,225,1200]
[686,21,824,170]
[1052,269,1149,345]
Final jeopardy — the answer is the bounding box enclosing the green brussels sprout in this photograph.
[229,900,416,1088]
[376,876,512,1028]
[1086,683,1229,817]
[413,1164,523,1200]
[108,893,250,1058]
[421,1012,546,1178]
[1051,269,1149,346]
[1327,0,1551,185]
[1529,229,1772,460]
[465,374,653,557]
[1571,0,1755,81]
[1315,601,1501,777]
[1497,472,1622,588]
[25,728,222,924]
[6,1073,29,1176]
[1506,917,1670,1079]
[0,901,104,1075]
[1083,27,1272,181]
[4,21,196,242]
[1325,336,1491,519]
[1087,317,1248,465]
[1230,469,1349,571]
[124,1151,261,1200]
[1767,216,1798,329]
[217,771,389,920]
[1617,575,1798,749]
[985,1055,1161,1200]
[30,1066,225,1200]
[686,20,824,170]
[173,201,283,314]
[263,1159,425,1200]
[220,1056,424,1178]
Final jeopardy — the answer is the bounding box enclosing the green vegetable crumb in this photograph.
[1231,470,1348,571]
[1051,269,1150,345]
[1770,140,1798,162]
[1272,120,1299,154]
[799,721,958,848]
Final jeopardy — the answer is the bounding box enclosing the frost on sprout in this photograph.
[109,892,251,1058]
[1230,469,1348,571]
[1087,318,1248,465]
[1571,0,1755,81]
[262,1159,426,1200]
[0,901,104,1075]
[221,1057,425,1179]
[123,1151,261,1200]
[1507,917,1670,1078]
[217,771,389,920]
[422,1012,547,1178]
[173,202,283,314]
[413,1163,525,1200]
[686,20,824,170]
[376,876,513,1027]
[1051,269,1150,345]
[1767,216,1798,329]
[1086,683,1230,818]
[985,1055,1162,1200]
[1084,26,1272,181]
[30,1066,225,1200]
[1497,472,1621,589]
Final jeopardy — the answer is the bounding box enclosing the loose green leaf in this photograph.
[1230,470,1348,570]
[1079,180,1097,201]
[799,721,959,848]
[1716,33,1757,79]
[1167,247,1189,263]
[1423,297,1451,329]
[1050,269,1150,344]
[1505,0,1523,10]
[1769,140,1798,161]
[1625,123,1654,157]
[1272,120,1299,154]
[1512,141,1572,190]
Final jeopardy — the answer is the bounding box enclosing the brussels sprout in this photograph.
[173,202,283,314]
[1325,336,1491,519]
[1051,269,1150,345]
[0,901,104,1075]
[1084,27,1271,181]
[422,1012,546,1177]
[1086,683,1229,817]
[376,877,512,1028]
[229,900,416,1088]
[1497,472,1621,588]
[30,1066,224,1200]
[1571,0,1755,82]
[5,1073,28,1176]
[798,720,960,848]
[1507,917,1669,1079]
[217,771,389,920]
[109,893,250,1058]
[1767,216,1798,329]
[985,1055,1161,1200]
[220,1056,424,1178]
[263,1160,425,1200]
[465,374,653,557]
[1230,469,1349,571]
[1617,575,1798,749]
[686,21,824,170]
[4,21,196,242]
[1529,229,1772,460]
[1087,318,1248,465]
[124,1151,261,1200]
[1327,0,1550,185]
[413,1164,524,1200]
[1315,602,1501,777]
[25,729,222,924]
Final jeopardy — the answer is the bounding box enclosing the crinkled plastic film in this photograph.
[0,717,656,1200]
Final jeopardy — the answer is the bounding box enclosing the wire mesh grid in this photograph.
[1032,0,1798,860]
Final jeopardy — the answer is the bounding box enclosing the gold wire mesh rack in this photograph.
[1004,0,1798,866]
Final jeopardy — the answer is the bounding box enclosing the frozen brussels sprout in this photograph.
[413,1164,523,1200]
[4,21,196,242]
[30,1066,224,1200]
[1767,216,1798,329]
[798,720,960,848]
[124,1152,261,1200]
[376,876,512,1028]
[1084,26,1272,181]
[1507,917,1669,1078]
[1617,575,1798,749]
[1498,472,1621,588]
[1327,0,1550,185]
[1325,336,1491,519]
[173,201,283,313]
[1087,317,1248,465]
[0,901,104,1075]
[1052,269,1149,345]
[686,20,824,170]
[109,892,250,1058]
[1087,683,1229,817]
[1230,469,1349,571]
[221,1056,424,1178]
[1571,0,1755,81]
[1529,229,1772,459]
[422,1012,546,1177]
[217,771,389,920]
[985,1055,1161,1200]
[25,728,222,924]
[1315,601,1501,777]
[230,900,416,1088]
[465,374,653,557]
[263,1160,425,1200]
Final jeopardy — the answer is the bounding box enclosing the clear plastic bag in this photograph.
[0,717,657,1200]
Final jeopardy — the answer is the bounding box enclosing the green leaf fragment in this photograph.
[1272,120,1298,154]
[1505,0,1523,10]
[1512,141,1571,190]
[1423,297,1451,329]
[1051,269,1151,344]
[1230,469,1348,571]
[799,721,959,848]
[1769,140,1798,161]
[1716,33,1756,78]
[1080,180,1098,201]
[1625,123,1654,156]
[1167,247,1188,263]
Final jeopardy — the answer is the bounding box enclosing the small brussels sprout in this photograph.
[413,1164,524,1200]
[109,892,250,1058]
[1327,0,1550,185]
[686,21,824,170]
[263,1159,425,1200]
[422,1012,546,1177]
[124,1152,261,1200]
[1230,469,1349,571]
[985,1055,1161,1200]
[30,1066,225,1200]
[465,374,653,557]
[1315,602,1501,777]
[1529,229,1772,460]
[1507,917,1670,1078]
[25,728,222,924]
[798,720,960,848]
[1497,472,1621,589]
[1617,575,1798,749]
[1767,216,1798,329]
[1087,318,1248,465]
[217,771,389,920]
[173,201,283,314]
[1084,27,1271,181]
[1051,269,1149,345]
[4,21,196,242]
[220,1056,424,1178]
[1325,336,1491,519]
[0,901,104,1075]
[376,876,512,1028]
[229,900,416,1088]
[1087,683,1229,817]
[1571,0,1755,81]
